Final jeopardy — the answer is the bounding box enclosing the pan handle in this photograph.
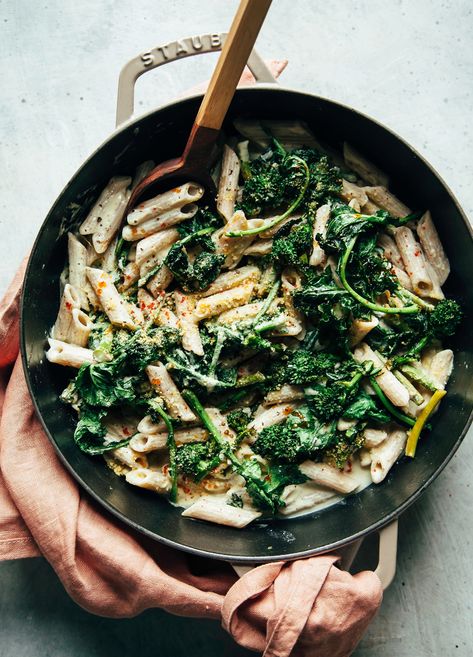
[116,32,277,127]
[374,518,398,589]
[231,519,399,591]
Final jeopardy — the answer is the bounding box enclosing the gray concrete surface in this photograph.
[1,1,472,655]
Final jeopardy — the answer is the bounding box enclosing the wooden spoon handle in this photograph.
[194,0,272,131]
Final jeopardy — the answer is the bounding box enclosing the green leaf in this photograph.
[74,406,131,455]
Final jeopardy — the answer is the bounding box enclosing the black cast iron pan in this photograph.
[20,34,473,564]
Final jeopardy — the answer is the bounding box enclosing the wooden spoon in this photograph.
[127,0,272,210]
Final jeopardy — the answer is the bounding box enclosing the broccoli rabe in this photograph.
[226,408,256,444]
[182,390,304,512]
[175,441,221,481]
[269,217,313,267]
[290,149,342,211]
[165,226,225,293]
[73,405,131,456]
[237,144,300,217]
[387,299,463,365]
[253,406,337,463]
[325,428,365,469]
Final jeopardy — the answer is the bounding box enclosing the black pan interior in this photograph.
[21,88,473,561]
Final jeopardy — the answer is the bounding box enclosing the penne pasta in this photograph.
[264,384,305,406]
[110,446,148,469]
[339,179,369,207]
[424,260,445,301]
[156,306,179,330]
[120,261,140,291]
[92,188,130,254]
[79,176,131,237]
[52,284,81,342]
[279,483,336,515]
[364,186,411,218]
[281,268,305,340]
[349,317,379,347]
[194,282,255,320]
[146,263,174,296]
[45,338,94,368]
[126,182,204,226]
[68,233,89,310]
[377,233,405,270]
[343,143,389,187]
[122,204,199,241]
[393,265,413,290]
[243,239,273,256]
[248,403,300,433]
[68,308,92,347]
[217,145,240,222]
[363,428,388,448]
[135,228,180,266]
[181,497,261,528]
[146,364,196,422]
[370,429,407,483]
[394,226,433,296]
[214,211,264,269]
[126,468,171,494]
[139,245,172,280]
[354,343,410,407]
[129,433,168,452]
[86,267,135,329]
[416,211,450,285]
[428,349,454,389]
[359,449,372,467]
[174,291,204,356]
[199,265,261,298]
[137,415,166,434]
[299,461,359,494]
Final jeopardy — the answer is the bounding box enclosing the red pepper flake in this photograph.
[122,426,130,436]
[65,302,72,311]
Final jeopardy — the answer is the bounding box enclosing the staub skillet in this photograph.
[20,34,473,570]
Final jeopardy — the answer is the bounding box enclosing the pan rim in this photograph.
[19,85,473,562]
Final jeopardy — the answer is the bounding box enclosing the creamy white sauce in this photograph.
[172,456,373,521]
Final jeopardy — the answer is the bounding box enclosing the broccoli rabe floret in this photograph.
[270,219,313,267]
[304,385,348,422]
[325,430,365,469]
[174,441,221,481]
[253,406,336,463]
[290,149,342,210]
[253,423,302,462]
[226,410,250,431]
[265,349,353,389]
[428,299,462,338]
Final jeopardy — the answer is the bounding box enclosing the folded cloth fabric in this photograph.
[0,61,382,656]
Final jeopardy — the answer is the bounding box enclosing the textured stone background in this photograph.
[1,1,472,655]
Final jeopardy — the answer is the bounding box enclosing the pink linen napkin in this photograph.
[0,61,382,656]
